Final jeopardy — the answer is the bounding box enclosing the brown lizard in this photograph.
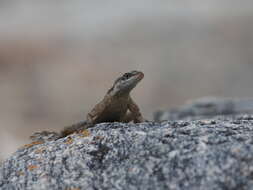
[30,70,145,142]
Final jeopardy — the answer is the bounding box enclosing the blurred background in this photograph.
[1,0,253,161]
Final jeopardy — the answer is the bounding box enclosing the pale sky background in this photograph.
[1,0,253,160]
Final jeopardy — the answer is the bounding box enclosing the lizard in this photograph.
[30,70,145,142]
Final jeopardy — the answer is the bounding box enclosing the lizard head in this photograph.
[109,71,144,96]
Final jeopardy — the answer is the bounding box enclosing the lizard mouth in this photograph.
[136,72,144,81]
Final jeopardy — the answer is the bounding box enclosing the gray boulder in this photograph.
[154,97,253,121]
[1,116,253,190]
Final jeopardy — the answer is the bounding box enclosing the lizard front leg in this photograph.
[127,97,145,123]
[122,111,135,123]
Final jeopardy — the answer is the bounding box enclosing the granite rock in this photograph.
[1,116,253,189]
[154,97,253,121]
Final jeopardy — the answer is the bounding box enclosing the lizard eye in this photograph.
[123,73,131,80]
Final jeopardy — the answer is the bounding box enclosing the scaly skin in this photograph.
[30,71,145,142]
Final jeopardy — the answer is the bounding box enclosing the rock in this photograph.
[2,117,253,190]
[154,97,253,121]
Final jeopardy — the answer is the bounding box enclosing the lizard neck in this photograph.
[112,91,130,99]
[107,86,131,98]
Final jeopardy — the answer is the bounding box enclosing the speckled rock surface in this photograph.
[1,115,253,190]
[154,97,253,121]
